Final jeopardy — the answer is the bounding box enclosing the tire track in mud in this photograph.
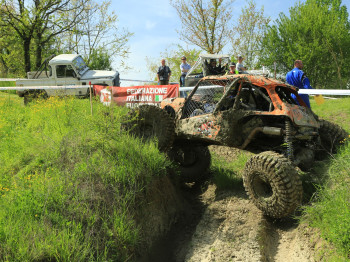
[176,185,315,262]
[181,187,263,262]
[145,146,317,261]
[259,218,316,262]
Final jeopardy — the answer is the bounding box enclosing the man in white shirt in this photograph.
[236,56,247,74]
[180,56,191,86]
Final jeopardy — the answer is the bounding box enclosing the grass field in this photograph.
[0,95,171,261]
[310,96,350,132]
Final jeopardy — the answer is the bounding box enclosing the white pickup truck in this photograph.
[16,54,120,103]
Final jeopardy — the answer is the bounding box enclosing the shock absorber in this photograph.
[285,119,294,162]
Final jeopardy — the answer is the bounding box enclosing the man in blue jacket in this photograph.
[286,60,313,108]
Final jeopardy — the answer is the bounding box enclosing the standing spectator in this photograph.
[228,62,236,75]
[286,60,313,108]
[236,56,247,73]
[180,56,191,86]
[157,59,171,85]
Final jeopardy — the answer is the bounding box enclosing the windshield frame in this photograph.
[72,56,89,75]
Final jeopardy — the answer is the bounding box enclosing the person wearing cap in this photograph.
[228,63,237,75]
[236,56,247,74]
[157,59,171,85]
[180,56,191,87]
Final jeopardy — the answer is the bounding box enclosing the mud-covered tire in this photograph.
[318,119,348,156]
[168,144,211,182]
[123,105,175,151]
[243,151,302,218]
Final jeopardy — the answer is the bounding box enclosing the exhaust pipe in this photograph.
[240,126,283,150]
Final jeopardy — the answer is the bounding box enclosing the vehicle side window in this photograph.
[56,65,76,78]
[236,84,274,112]
[275,86,298,105]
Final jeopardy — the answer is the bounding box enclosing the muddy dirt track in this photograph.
[142,146,324,262]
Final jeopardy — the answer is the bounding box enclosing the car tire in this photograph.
[123,105,175,151]
[318,119,348,156]
[243,151,302,218]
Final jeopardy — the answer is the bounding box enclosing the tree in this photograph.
[32,0,88,69]
[55,0,132,71]
[170,0,234,54]
[0,0,87,73]
[230,0,270,69]
[146,45,201,83]
[87,48,112,70]
[0,19,24,76]
[259,0,350,88]
[0,0,132,75]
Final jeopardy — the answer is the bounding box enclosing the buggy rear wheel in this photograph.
[123,105,175,151]
[243,151,302,218]
[318,119,348,157]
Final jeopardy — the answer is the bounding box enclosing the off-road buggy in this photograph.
[125,74,348,218]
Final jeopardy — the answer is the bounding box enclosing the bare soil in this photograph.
[140,146,323,262]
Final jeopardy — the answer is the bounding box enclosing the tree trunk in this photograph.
[35,33,43,70]
[23,38,31,74]
[0,54,9,77]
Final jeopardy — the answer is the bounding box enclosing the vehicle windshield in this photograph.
[182,79,227,118]
[72,56,88,74]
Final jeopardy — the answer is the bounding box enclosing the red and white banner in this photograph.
[93,84,179,107]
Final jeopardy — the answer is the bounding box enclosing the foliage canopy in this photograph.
[230,0,270,69]
[170,0,234,54]
[259,0,350,88]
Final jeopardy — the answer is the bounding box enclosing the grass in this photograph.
[0,80,16,95]
[211,151,251,190]
[301,143,350,261]
[0,95,171,261]
[0,81,15,87]
[310,96,350,132]
[1,93,350,260]
[304,97,350,260]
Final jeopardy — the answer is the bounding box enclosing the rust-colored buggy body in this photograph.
[161,75,319,164]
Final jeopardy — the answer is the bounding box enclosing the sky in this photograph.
[112,0,350,86]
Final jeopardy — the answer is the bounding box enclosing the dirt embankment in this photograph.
[139,146,324,262]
